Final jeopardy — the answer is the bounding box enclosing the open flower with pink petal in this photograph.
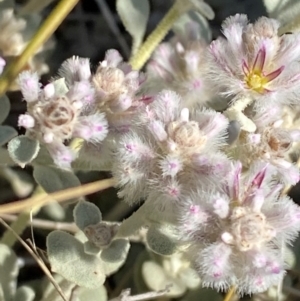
[207,14,300,110]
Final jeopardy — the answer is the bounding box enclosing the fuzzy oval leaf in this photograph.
[102,257,127,276]
[263,0,300,29]
[47,231,105,288]
[146,226,176,256]
[8,135,40,167]
[0,243,18,300]
[142,261,186,296]
[78,285,107,301]
[101,239,130,263]
[84,241,101,255]
[0,126,18,146]
[174,11,211,43]
[116,0,150,53]
[73,200,102,231]
[263,0,291,16]
[33,165,80,193]
[0,0,15,10]
[14,286,35,301]
[0,94,11,124]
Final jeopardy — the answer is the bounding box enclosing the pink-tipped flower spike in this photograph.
[147,21,213,109]
[177,162,300,295]
[73,113,109,143]
[58,56,92,85]
[207,14,300,110]
[17,71,40,103]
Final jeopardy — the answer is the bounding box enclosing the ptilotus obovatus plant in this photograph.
[4,0,300,301]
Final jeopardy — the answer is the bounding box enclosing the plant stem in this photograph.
[0,211,30,247]
[0,178,115,214]
[0,186,45,247]
[224,97,256,132]
[0,0,79,95]
[223,286,235,301]
[129,0,189,70]
[0,218,69,301]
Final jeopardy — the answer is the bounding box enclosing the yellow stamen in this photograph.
[245,71,268,93]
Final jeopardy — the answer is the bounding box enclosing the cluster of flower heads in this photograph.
[16,13,300,296]
[115,14,300,295]
[18,50,148,168]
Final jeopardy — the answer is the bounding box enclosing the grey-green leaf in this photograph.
[0,94,11,124]
[101,239,130,263]
[52,78,69,96]
[78,285,108,301]
[0,0,15,10]
[47,231,105,288]
[116,0,150,54]
[8,135,40,168]
[33,165,81,193]
[0,243,18,300]
[14,286,35,301]
[84,241,101,255]
[146,226,177,256]
[174,11,212,43]
[0,125,18,146]
[73,200,102,231]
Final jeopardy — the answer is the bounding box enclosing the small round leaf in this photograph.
[0,94,11,124]
[146,226,177,256]
[47,231,105,288]
[14,286,35,301]
[101,239,130,263]
[33,165,81,193]
[0,244,18,300]
[73,200,102,231]
[8,136,40,168]
[0,126,17,146]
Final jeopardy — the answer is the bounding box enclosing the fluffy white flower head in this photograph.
[178,162,300,294]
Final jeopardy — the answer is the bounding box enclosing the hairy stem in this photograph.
[224,97,256,132]
[129,0,191,70]
[0,0,79,95]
